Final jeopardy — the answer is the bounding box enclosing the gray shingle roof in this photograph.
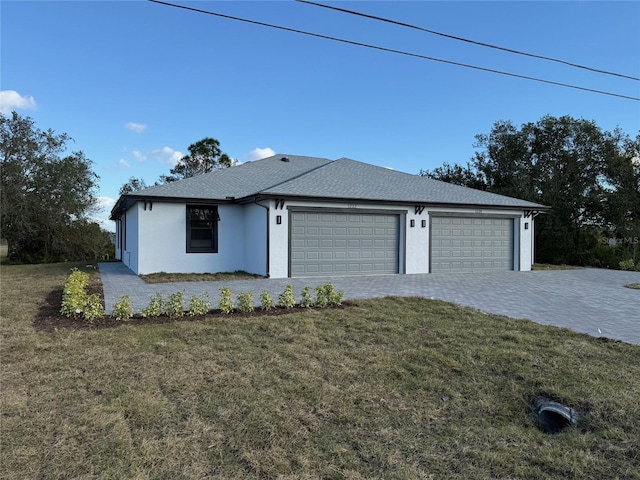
[129,154,331,200]
[111,154,545,219]
[263,158,545,208]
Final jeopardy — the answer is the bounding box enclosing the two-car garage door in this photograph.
[290,211,399,277]
[431,216,514,272]
[289,211,515,277]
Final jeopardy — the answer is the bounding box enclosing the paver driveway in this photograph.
[99,263,640,345]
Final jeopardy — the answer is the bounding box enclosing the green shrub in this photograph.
[314,285,328,308]
[60,268,106,322]
[260,290,275,311]
[278,285,296,308]
[83,293,105,322]
[236,291,254,313]
[111,295,133,322]
[619,259,637,271]
[141,293,164,318]
[60,268,89,317]
[315,283,345,308]
[325,283,345,306]
[219,287,234,314]
[165,291,185,318]
[188,292,211,316]
[300,286,315,308]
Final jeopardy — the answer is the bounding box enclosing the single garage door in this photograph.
[431,216,514,272]
[290,211,399,277]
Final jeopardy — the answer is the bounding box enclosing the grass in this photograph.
[532,263,583,270]
[141,270,264,283]
[1,262,640,479]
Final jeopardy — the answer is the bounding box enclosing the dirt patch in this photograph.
[34,287,356,332]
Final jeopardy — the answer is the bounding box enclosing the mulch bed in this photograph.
[34,286,356,332]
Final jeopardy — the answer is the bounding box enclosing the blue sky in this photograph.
[2,0,639,231]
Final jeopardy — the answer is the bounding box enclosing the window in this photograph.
[187,206,218,253]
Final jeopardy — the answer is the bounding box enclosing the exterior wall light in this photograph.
[277,215,282,225]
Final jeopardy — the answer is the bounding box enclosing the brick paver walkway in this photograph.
[99,263,640,344]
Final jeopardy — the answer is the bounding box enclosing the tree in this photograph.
[119,137,235,193]
[419,162,485,190]
[1,112,105,263]
[163,137,232,182]
[422,115,639,267]
[119,176,148,195]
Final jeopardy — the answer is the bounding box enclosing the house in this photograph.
[109,155,546,277]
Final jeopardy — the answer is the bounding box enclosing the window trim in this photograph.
[186,205,218,253]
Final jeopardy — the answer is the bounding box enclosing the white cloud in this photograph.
[117,158,131,169]
[125,122,147,133]
[246,147,276,162]
[150,146,184,166]
[132,150,146,162]
[91,196,117,232]
[95,196,116,211]
[0,90,37,114]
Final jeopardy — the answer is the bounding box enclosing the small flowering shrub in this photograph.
[111,295,133,322]
[260,290,275,311]
[278,285,296,309]
[188,292,211,316]
[83,294,105,322]
[141,293,164,318]
[165,291,185,318]
[219,287,234,314]
[60,268,90,317]
[236,291,254,313]
[300,287,315,308]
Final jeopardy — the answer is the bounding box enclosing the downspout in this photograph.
[254,197,270,278]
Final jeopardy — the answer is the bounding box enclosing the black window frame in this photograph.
[186,205,218,253]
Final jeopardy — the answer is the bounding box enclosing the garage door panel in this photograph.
[291,211,399,277]
[431,216,513,272]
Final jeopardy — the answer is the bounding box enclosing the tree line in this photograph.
[3,112,637,268]
[0,112,233,264]
[1,112,112,263]
[422,115,640,268]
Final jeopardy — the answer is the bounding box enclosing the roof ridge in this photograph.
[248,156,335,196]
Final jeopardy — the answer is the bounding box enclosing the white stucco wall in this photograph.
[244,203,268,276]
[519,215,534,271]
[124,202,246,275]
[118,199,534,276]
[122,206,139,273]
[114,219,121,261]
[269,199,289,279]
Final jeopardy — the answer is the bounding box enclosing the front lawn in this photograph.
[1,262,639,479]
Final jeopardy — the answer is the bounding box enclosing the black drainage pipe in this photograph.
[531,397,579,434]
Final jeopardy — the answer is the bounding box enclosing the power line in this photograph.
[297,0,640,82]
[148,0,640,102]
